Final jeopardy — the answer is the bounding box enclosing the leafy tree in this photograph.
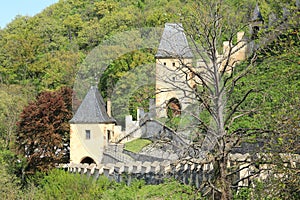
[0,84,34,149]
[244,24,300,199]
[0,144,25,199]
[0,0,191,92]
[16,87,73,175]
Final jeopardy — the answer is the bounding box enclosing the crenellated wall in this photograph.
[65,160,215,189]
[63,152,300,191]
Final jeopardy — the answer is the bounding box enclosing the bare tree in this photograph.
[155,0,299,199]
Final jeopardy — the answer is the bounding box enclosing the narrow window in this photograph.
[172,62,175,67]
[107,130,111,141]
[85,130,91,140]
[163,62,166,66]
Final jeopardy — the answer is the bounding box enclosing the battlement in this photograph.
[63,152,299,191]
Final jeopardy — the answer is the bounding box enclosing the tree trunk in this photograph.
[219,158,232,200]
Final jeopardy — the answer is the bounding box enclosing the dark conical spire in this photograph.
[252,4,264,22]
[70,86,116,124]
[155,23,193,58]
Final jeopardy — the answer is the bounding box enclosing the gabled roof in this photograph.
[252,4,264,22]
[70,86,115,124]
[155,23,193,58]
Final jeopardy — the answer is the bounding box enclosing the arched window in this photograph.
[167,98,181,118]
[80,157,96,164]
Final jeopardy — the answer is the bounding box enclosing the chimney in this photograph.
[223,41,230,54]
[149,98,156,118]
[237,32,245,43]
[107,98,112,117]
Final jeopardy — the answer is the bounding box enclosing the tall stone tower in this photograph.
[155,23,194,118]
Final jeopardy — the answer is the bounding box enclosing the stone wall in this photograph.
[65,160,214,189]
[65,154,252,191]
[64,153,300,191]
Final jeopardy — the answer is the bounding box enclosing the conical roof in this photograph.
[252,4,264,22]
[155,23,193,58]
[70,86,116,124]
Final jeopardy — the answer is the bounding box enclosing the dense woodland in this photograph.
[0,0,299,199]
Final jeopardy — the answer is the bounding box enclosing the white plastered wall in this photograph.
[70,123,113,165]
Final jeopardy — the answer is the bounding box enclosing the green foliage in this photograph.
[109,53,156,124]
[124,138,152,153]
[17,169,201,199]
[38,169,97,199]
[128,84,156,120]
[228,26,299,135]
[233,179,300,200]
[0,163,20,199]
[165,116,181,131]
[0,84,34,149]
[0,0,187,92]
[99,49,155,100]
[233,187,253,200]
[0,146,28,199]
[103,178,201,200]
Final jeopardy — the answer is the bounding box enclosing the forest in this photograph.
[0,0,299,199]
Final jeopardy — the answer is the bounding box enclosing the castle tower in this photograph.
[250,4,264,39]
[155,23,194,118]
[69,86,116,164]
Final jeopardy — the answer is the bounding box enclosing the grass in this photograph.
[124,138,152,153]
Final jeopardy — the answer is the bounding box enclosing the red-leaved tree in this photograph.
[16,87,73,174]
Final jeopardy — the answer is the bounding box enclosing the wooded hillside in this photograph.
[0,0,299,199]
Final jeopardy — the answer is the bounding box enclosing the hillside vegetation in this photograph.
[0,0,299,199]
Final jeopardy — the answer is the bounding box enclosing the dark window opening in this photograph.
[251,26,260,39]
[85,130,91,139]
[107,130,111,142]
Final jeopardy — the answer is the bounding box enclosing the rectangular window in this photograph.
[172,62,176,67]
[85,130,91,140]
[163,62,166,66]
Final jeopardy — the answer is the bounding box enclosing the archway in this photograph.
[167,98,181,118]
[80,157,96,164]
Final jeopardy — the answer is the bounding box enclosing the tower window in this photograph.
[172,62,175,67]
[107,130,111,142]
[163,62,166,66]
[251,26,260,39]
[85,130,91,139]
